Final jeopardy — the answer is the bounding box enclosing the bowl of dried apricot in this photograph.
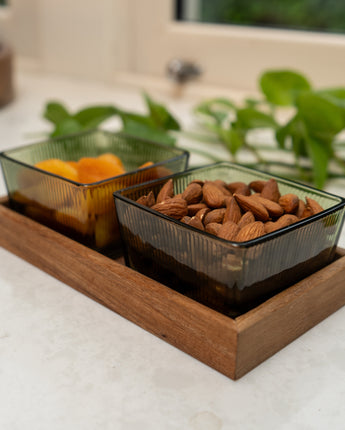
[0,129,189,252]
[113,162,345,315]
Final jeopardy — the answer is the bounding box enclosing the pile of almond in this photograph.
[135,177,324,242]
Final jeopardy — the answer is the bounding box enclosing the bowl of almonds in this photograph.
[113,162,345,316]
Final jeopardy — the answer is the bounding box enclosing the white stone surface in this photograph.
[1,70,345,430]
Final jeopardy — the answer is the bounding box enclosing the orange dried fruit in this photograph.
[66,160,79,169]
[76,155,125,183]
[97,153,125,170]
[138,161,154,169]
[35,159,79,182]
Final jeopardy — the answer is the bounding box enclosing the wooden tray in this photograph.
[1,197,345,380]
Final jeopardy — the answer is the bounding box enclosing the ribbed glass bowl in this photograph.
[0,130,189,253]
[113,162,345,316]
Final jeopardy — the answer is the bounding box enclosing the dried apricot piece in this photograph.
[35,159,79,182]
[95,212,120,248]
[138,161,154,169]
[66,160,79,170]
[55,205,95,236]
[98,153,125,170]
[76,155,125,183]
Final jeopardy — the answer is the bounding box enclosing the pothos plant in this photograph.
[42,70,345,189]
[43,92,180,147]
[191,70,345,189]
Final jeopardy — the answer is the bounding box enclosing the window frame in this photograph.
[129,0,345,90]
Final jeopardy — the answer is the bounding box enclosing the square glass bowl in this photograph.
[0,129,189,252]
[113,162,345,316]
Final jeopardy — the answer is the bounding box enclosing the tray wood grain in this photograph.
[1,197,345,380]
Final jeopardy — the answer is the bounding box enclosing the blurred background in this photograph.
[1,0,345,92]
[1,0,345,193]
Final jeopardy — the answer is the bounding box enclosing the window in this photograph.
[130,0,345,91]
[176,0,345,34]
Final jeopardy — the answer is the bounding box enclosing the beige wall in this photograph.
[2,0,345,90]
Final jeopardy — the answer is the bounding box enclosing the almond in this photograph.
[296,199,306,218]
[213,179,228,188]
[187,216,205,231]
[227,181,251,196]
[234,194,270,221]
[279,193,299,214]
[136,190,155,207]
[305,197,324,215]
[264,214,299,233]
[217,221,240,241]
[190,179,204,186]
[301,206,314,218]
[261,178,281,202]
[151,198,188,219]
[212,180,232,196]
[180,215,192,224]
[203,182,225,208]
[156,179,174,203]
[237,211,255,229]
[194,207,211,223]
[250,194,284,218]
[249,180,266,193]
[223,196,242,224]
[205,222,222,236]
[264,221,275,234]
[204,208,226,225]
[187,202,208,216]
[181,182,203,204]
[235,221,265,242]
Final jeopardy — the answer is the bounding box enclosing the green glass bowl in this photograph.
[113,162,345,316]
[0,129,189,253]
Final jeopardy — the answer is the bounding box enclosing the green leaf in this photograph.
[118,110,156,128]
[194,104,228,125]
[199,97,236,110]
[220,127,244,155]
[244,97,262,108]
[276,115,308,157]
[316,88,345,113]
[260,70,312,106]
[50,118,83,137]
[317,87,345,100]
[296,92,345,140]
[73,106,118,128]
[143,93,180,131]
[122,119,176,146]
[276,123,290,149]
[305,136,332,189]
[194,98,236,124]
[44,101,71,125]
[236,108,278,130]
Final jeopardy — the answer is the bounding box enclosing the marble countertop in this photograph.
[1,70,345,430]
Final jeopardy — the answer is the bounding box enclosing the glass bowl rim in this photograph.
[113,161,345,249]
[0,129,190,187]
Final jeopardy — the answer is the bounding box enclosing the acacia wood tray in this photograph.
[1,197,345,380]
